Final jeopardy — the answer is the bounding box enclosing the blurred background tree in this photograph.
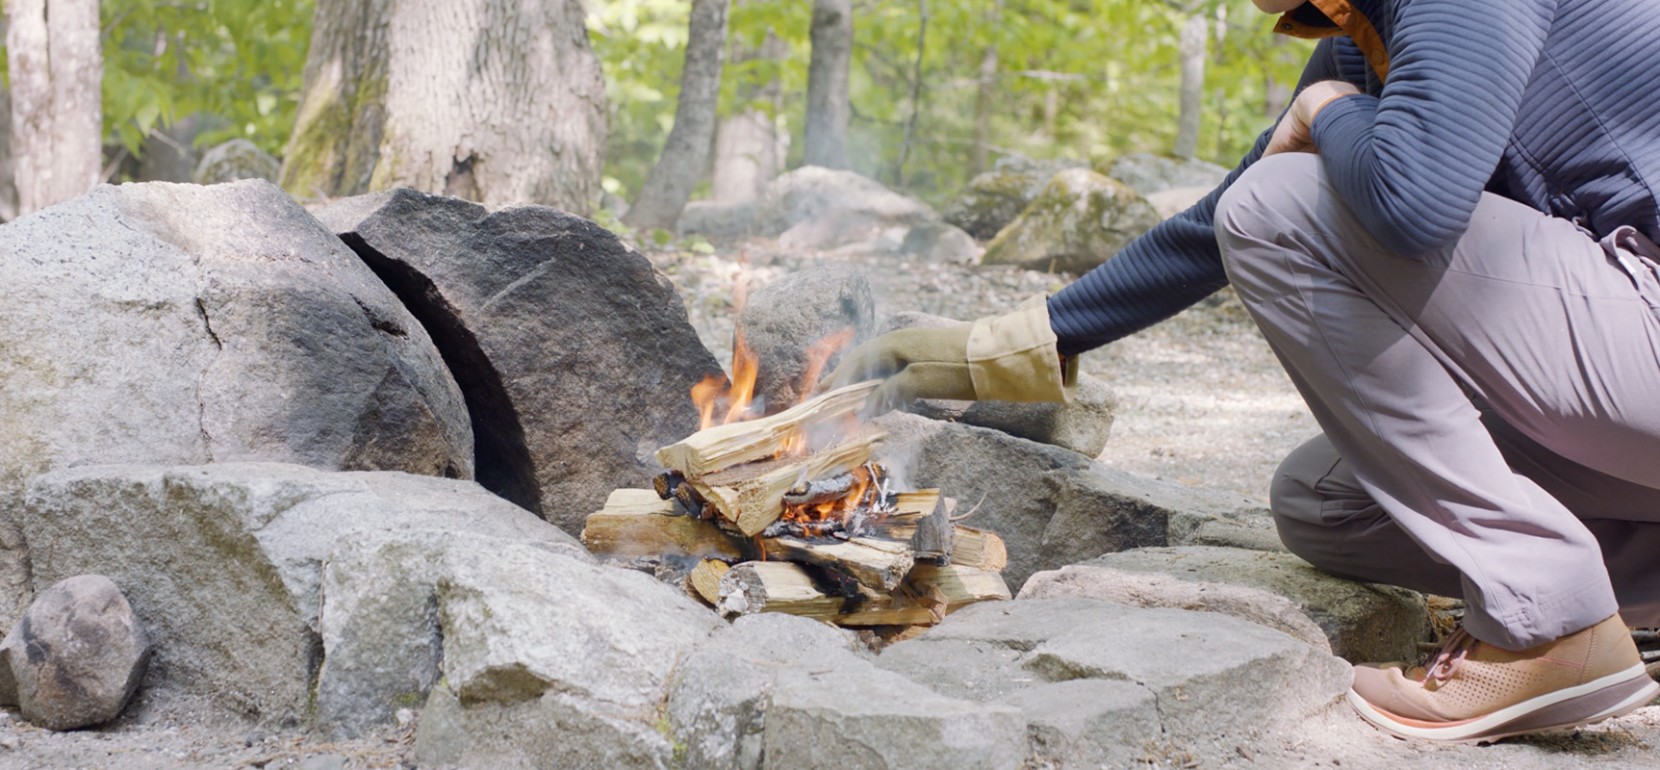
[0,0,1310,216]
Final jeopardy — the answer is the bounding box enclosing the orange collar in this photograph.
[1275,0,1390,82]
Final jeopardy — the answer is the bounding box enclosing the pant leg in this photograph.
[1274,425,1660,628]
[1215,152,1660,649]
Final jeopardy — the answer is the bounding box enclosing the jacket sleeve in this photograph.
[1048,37,1365,356]
[1310,0,1556,256]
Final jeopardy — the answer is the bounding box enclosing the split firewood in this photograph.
[691,431,884,536]
[758,535,915,591]
[688,559,731,606]
[717,561,848,621]
[873,491,954,563]
[656,380,880,478]
[580,489,743,560]
[782,471,857,506]
[715,561,937,626]
[947,526,1008,572]
[905,564,1012,614]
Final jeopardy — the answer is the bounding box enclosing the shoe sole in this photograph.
[1347,663,1660,744]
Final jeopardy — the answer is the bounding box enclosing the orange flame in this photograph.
[798,327,856,399]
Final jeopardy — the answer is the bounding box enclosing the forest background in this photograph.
[0,0,1311,224]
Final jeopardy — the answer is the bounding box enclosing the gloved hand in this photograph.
[824,296,1077,412]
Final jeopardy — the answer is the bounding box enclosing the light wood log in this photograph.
[717,561,845,621]
[715,561,937,626]
[948,526,1008,572]
[906,564,1011,615]
[691,432,883,536]
[656,381,880,477]
[759,536,914,591]
[581,489,743,560]
[688,558,731,606]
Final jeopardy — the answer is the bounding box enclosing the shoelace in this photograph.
[1426,628,1479,686]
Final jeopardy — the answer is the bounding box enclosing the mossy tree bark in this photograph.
[283,0,607,215]
[623,0,729,231]
[5,0,100,216]
[802,0,852,170]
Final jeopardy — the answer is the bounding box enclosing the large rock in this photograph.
[0,181,473,628]
[981,168,1162,274]
[899,222,980,263]
[1105,152,1229,197]
[21,463,579,728]
[192,139,281,185]
[413,541,723,770]
[1020,546,1431,663]
[752,166,937,251]
[942,157,1087,240]
[875,413,1263,588]
[738,269,875,413]
[317,190,722,533]
[678,199,757,242]
[666,614,865,770]
[0,575,150,730]
[880,598,1351,766]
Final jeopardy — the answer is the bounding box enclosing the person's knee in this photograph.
[1214,153,1324,295]
[1268,434,1359,568]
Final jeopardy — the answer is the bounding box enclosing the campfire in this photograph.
[582,331,1010,639]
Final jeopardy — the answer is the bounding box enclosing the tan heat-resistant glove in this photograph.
[825,296,1077,412]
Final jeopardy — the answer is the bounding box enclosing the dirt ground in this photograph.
[1,241,1652,769]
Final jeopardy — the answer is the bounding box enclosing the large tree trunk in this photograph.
[280,0,391,200]
[802,0,852,170]
[0,83,18,222]
[284,0,607,215]
[6,0,101,216]
[1173,13,1206,159]
[970,0,1001,177]
[624,0,729,231]
[712,28,785,203]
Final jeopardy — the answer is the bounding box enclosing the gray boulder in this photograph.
[678,199,757,241]
[0,180,473,629]
[1020,546,1431,663]
[1146,185,1213,220]
[880,598,1351,766]
[1105,152,1229,197]
[192,139,280,185]
[317,189,722,533]
[753,166,937,251]
[666,613,865,770]
[880,311,1118,456]
[21,463,578,728]
[1168,502,1287,552]
[413,541,723,770]
[982,168,1162,274]
[0,575,150,730]
[942,157,1087,240]
[899,222,981,263]
[738,269,875,413]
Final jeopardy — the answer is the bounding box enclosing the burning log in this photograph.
[656,381,881,478]
[872,491,954,564]
[688,558,731,606]
[948,526,1008,572]
[580,489,743,561]
[690,431,884,536]
[782,471,859,507]
[652,470,684,500]
[758,536,915,591]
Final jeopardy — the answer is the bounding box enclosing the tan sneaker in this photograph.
[1348,614,1659,743]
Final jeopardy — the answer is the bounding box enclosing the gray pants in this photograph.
[1214,153,1660,650]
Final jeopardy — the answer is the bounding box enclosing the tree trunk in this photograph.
[6,0,101,216]
[712,28,785,203]
[1174,13,1206,159]
[623,0,729,231]
[970,0,1001,177]
[280,0,391,200]
[802,0,852,170]
[894,0,928,186]
[0,83,18,222]
[284,0,608,215]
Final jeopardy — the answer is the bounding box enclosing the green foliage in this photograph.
[591,0,1312,205]
[98,0,313,160]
